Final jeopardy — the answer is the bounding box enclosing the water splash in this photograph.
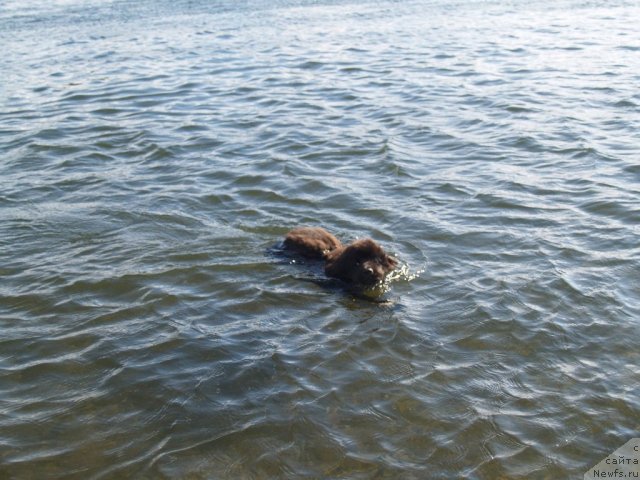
[386,261,425,283]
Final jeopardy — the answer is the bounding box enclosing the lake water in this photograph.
[1,0,639,478]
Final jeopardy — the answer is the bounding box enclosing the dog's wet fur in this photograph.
[283,227,397,286]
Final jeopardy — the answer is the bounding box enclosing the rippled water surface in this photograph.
[2,0,639,478]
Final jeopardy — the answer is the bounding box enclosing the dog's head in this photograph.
[325,238,398,286]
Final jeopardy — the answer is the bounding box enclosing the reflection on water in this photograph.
[1,0,639,478]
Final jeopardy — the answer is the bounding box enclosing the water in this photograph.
[1,0,639,478]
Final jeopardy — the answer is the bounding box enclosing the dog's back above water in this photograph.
[283,226,341,259]
[284,226,397,286]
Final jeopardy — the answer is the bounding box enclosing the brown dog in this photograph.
[284,227,397,286]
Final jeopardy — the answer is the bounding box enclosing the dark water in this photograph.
[1,0,639,478]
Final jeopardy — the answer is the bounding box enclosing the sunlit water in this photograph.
[1,0,639,478]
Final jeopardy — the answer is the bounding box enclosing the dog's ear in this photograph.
[325,244,364,282]
[386,254,398,269]
[324,246,347,278]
